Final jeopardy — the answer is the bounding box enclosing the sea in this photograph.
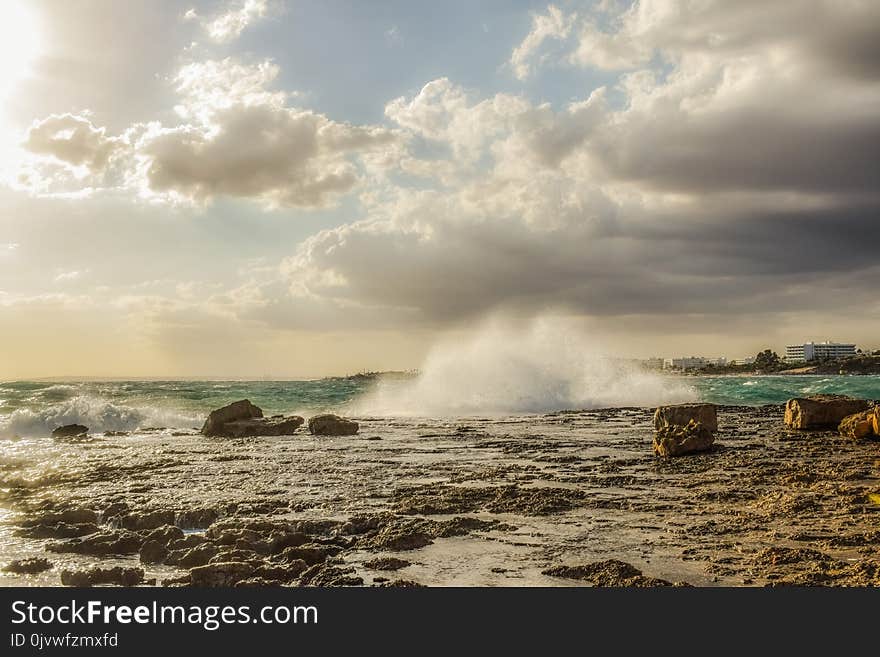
[1,375,879,438]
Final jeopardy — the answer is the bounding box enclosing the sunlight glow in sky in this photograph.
[0,1,42,155]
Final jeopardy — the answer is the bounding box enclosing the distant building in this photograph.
[731,356,756,366]
[641,357,665,370]
[664,356,727,370]
[785,341,857,362]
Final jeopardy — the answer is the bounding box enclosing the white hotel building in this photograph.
[784,341,857,362]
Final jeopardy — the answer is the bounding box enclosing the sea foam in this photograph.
[0,395,200,438]
[354,316,698,416]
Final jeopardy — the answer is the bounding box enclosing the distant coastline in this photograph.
[677,355,880,377]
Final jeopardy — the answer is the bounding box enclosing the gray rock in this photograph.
[201,400,303,437]
[51,424,89,438]
[201,400,263,437]
[308,414,359,436]
[2,557,53,574]
[214,415,304,437]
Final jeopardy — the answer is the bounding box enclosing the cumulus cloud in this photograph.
[22,58,399,208]
[504,0,880,197]
[197,0,271,43]
[23,114,121,172]
[12,0,880,354]
[567,0,880,76]
[509,5,575,80]
[385,78,528,162]
[133,58,397,208]
[274,1,880,331]
[138,104,394,208]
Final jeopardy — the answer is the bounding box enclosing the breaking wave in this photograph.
[353,316,698,416]
[0,395,201,438]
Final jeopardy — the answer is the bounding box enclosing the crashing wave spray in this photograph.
[354,316,697,416]
[0,395,201,438]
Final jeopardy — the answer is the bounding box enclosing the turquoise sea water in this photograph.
[691,375,880,406]
[1,375,879,437]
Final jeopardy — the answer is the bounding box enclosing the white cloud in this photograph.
[173,58,287,121]
[385,78,530,162]
[509,5,575,80]
[23,114,121,172]
[137,104,393,208]
[204,0,270,43]
[12,0,880,346]
[54,270,87,283]
[279,0,880,329]
[132,58,398,208]
[21,58,400,208]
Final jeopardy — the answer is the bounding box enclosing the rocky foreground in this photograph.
[2,401,880,587]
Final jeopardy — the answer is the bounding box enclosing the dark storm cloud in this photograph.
[274,0,880,332]
[593,113,880,196]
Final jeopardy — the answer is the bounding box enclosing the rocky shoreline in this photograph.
[2,400,879,587]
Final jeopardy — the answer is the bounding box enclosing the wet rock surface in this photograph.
[201,400,304,438]
[60,566,144,587]
[308,414,359,436]
[2,557,53,574]
[3,404,880,587]
[542,560,679,587]
[217,416,305,438]
[364,557,411,571]
[51,424,89,439]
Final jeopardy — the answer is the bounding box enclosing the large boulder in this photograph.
[52,424,89,438]
[839,409,878,440]
[784,395,870,430]
[201,400,262,436]
[873,407,880,436]
[653,403,718,432]
[201,400,304,437]
[653,420,715,457]
[308,414,359,436]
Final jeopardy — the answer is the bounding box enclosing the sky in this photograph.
[0,0,878,378]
